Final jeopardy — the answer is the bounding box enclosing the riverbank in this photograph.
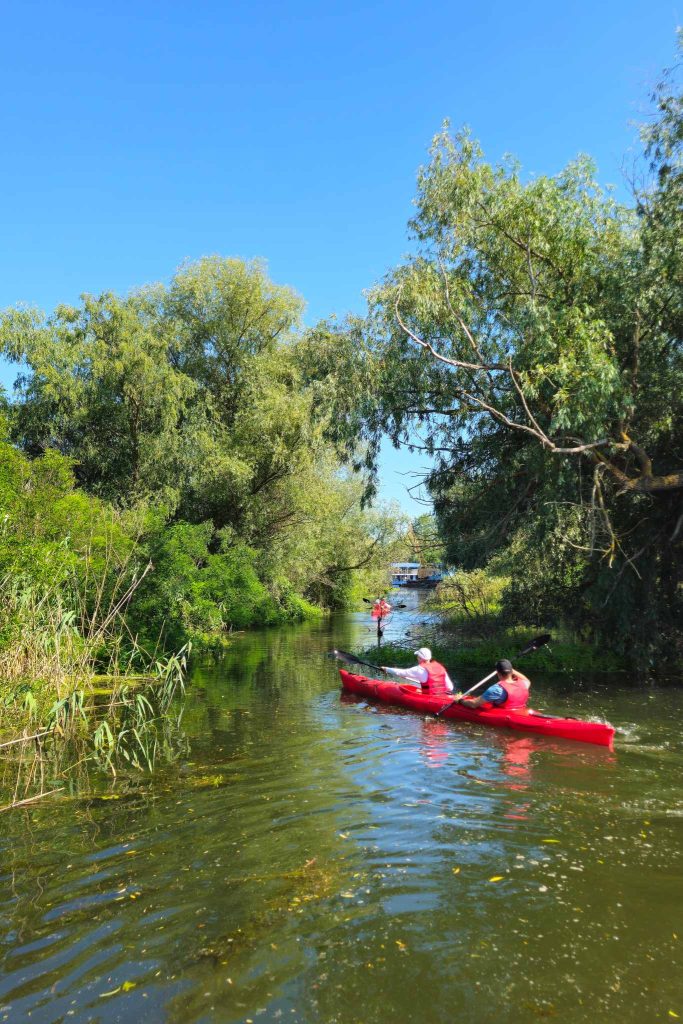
[366,631,628,682]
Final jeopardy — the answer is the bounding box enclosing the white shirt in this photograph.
[385,664,454,692]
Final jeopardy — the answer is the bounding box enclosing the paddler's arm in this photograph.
[452,693,486,708]
[380,666,426,688]
[452,682,507,709]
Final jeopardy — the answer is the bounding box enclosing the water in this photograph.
[1,598,682,1023]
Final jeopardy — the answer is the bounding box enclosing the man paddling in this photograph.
[454,659,530,709]
[381,647,454,696]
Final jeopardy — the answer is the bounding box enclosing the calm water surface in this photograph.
[1,596,682,1023]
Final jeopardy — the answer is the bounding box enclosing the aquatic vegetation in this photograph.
[367,634,627,680]
[1,646,189,810]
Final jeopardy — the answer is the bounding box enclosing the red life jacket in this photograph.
[422,660,450,696]
[500,672,530,709]
[371,600,391,620]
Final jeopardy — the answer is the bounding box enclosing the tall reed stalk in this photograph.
[0,517,191,807]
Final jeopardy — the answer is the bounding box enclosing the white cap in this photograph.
[414,647,432,661]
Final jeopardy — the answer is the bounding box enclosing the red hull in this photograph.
[339,670,615,748]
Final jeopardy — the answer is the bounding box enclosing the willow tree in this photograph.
[317,53,682,665]
[0,257,403,632]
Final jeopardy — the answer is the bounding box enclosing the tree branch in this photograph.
[394,292,683,493]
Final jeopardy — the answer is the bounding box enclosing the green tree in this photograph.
[314,46,682,666]
[0,258,403,648]
[403,513,444,565]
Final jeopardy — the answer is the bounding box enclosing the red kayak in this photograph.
[339,670,615,748]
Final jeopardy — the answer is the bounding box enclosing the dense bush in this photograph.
[0,259,401,702]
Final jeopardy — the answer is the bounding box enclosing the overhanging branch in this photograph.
[394,290,683,494]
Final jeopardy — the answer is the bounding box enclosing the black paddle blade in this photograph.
[329,648,356,661]
[522,633,551,654]
[329,649,382,672]
[363,598,406,609]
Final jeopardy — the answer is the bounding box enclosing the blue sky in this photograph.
[0,0,679,513]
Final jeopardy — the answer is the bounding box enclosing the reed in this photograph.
[0,644,190,810]
[0,536,154,718]
[0,519,191,807]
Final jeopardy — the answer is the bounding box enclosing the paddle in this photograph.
[329,648,387,675]
[362,598,407,609]
[435,633,552,717]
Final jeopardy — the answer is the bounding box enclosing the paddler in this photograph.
[371,598,392,620]
[371,597,393,639]
[381,647,454,696]
[454,659,530,709]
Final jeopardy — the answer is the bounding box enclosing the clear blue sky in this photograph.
[0,0,679,514]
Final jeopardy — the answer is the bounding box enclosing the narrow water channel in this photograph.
[1,597,682,1022]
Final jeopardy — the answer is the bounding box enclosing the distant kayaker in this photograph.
[371,597,393,639]
[381,647,454,696]
[371,598,392,620]
[455,659,530,709]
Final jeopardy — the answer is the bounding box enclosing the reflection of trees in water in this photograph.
[180,621,356,746]
[150,627,386,1023]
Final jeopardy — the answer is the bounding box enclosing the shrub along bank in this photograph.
[0,258,402,731]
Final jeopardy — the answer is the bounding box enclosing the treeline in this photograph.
[313,42,683,671]
[0,258,400,697]
[1,40,680,694]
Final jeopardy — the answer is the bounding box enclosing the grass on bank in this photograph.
[364,631,627,685]
[1,646,189,811]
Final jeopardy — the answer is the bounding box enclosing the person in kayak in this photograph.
[371,597,393,639]
[371,598,392,620]
[455,659,530,709]
[381,647,454,696]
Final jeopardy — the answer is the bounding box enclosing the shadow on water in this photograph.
[1,600,682,1023]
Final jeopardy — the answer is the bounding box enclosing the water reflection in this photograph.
[1,606,682,1024]
[418,717,451,769]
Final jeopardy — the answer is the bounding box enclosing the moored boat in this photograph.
[339,670,615,748]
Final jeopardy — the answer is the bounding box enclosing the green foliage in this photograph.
[313,43,683,671]
[0,437,150,698]
[0,258,306,516]
[129,522,308,651]
[369,635,626,682]
[0,257,403,721]
[430,569,509,636]
[396,513,445,566]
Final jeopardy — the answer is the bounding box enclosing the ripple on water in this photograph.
[2,625,683,1024]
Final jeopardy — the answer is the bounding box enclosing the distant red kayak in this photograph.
[339,670,615,748]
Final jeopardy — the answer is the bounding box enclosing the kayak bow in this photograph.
[339,670,615,748]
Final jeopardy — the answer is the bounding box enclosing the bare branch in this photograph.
[394,289,683,492]
[394,293,503,373]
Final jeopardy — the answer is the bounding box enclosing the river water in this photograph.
[1,594,682,1023]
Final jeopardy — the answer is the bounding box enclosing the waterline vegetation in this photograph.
[1,646,188,811]
[0,40,680,802]
[0,259,402,797]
